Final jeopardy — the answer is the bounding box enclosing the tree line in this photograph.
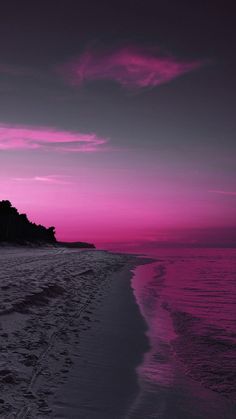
[0,200,56,243]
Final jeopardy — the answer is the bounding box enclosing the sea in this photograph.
[126,247,236,418]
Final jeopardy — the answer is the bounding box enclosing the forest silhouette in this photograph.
[0,200,56,243]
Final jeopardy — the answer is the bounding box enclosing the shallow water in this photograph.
[129,248,236,418]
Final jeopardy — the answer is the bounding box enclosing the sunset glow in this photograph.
[0,2,235,248]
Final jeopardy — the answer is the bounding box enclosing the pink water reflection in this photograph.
[131,262,177,386]
[130,248,236,404]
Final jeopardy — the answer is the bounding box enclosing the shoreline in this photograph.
[0,247,151,418]
[125,249,236,419]
[52,260,151,419]
[2,246,235,418]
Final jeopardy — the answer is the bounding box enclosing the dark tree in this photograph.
[0,200,56,243]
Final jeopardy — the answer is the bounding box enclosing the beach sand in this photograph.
[52,262,149,419]
[0,247,149,418]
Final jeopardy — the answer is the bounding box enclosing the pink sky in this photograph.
[1,120,235,246]
[0,42,235,247]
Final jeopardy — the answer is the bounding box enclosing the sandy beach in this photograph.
[0,247,148,418]
[1,247,236,419]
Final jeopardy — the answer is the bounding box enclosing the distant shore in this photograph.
[0,240,95,248]
[57,241,95,248]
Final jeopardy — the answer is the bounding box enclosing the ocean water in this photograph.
[128,248,236,419]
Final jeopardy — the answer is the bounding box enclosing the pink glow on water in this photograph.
[129,249,236,417]
[0,123,108,152]
[131,248,236,389]
[132,261,177,386]
[62,46,202,89]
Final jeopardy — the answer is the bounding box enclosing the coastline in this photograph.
[52,261,151,419]
[0,247,151,418]
[1,246,235,418]
[125,248,236,419]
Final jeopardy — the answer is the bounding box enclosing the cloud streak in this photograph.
[13,175,73,185]
[61,46,203,89]
[209,190,236,196]
[0,123,108,152]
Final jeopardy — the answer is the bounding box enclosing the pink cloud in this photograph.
[61,46,202,89]
[0,123,108,152]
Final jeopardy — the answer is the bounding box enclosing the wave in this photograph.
[170,309,236,400]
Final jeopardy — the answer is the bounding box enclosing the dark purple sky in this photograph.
[0,1,235,245]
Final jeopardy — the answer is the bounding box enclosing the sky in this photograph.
[0,1,236,246]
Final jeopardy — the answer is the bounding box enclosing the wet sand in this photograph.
[52,263,149,419]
